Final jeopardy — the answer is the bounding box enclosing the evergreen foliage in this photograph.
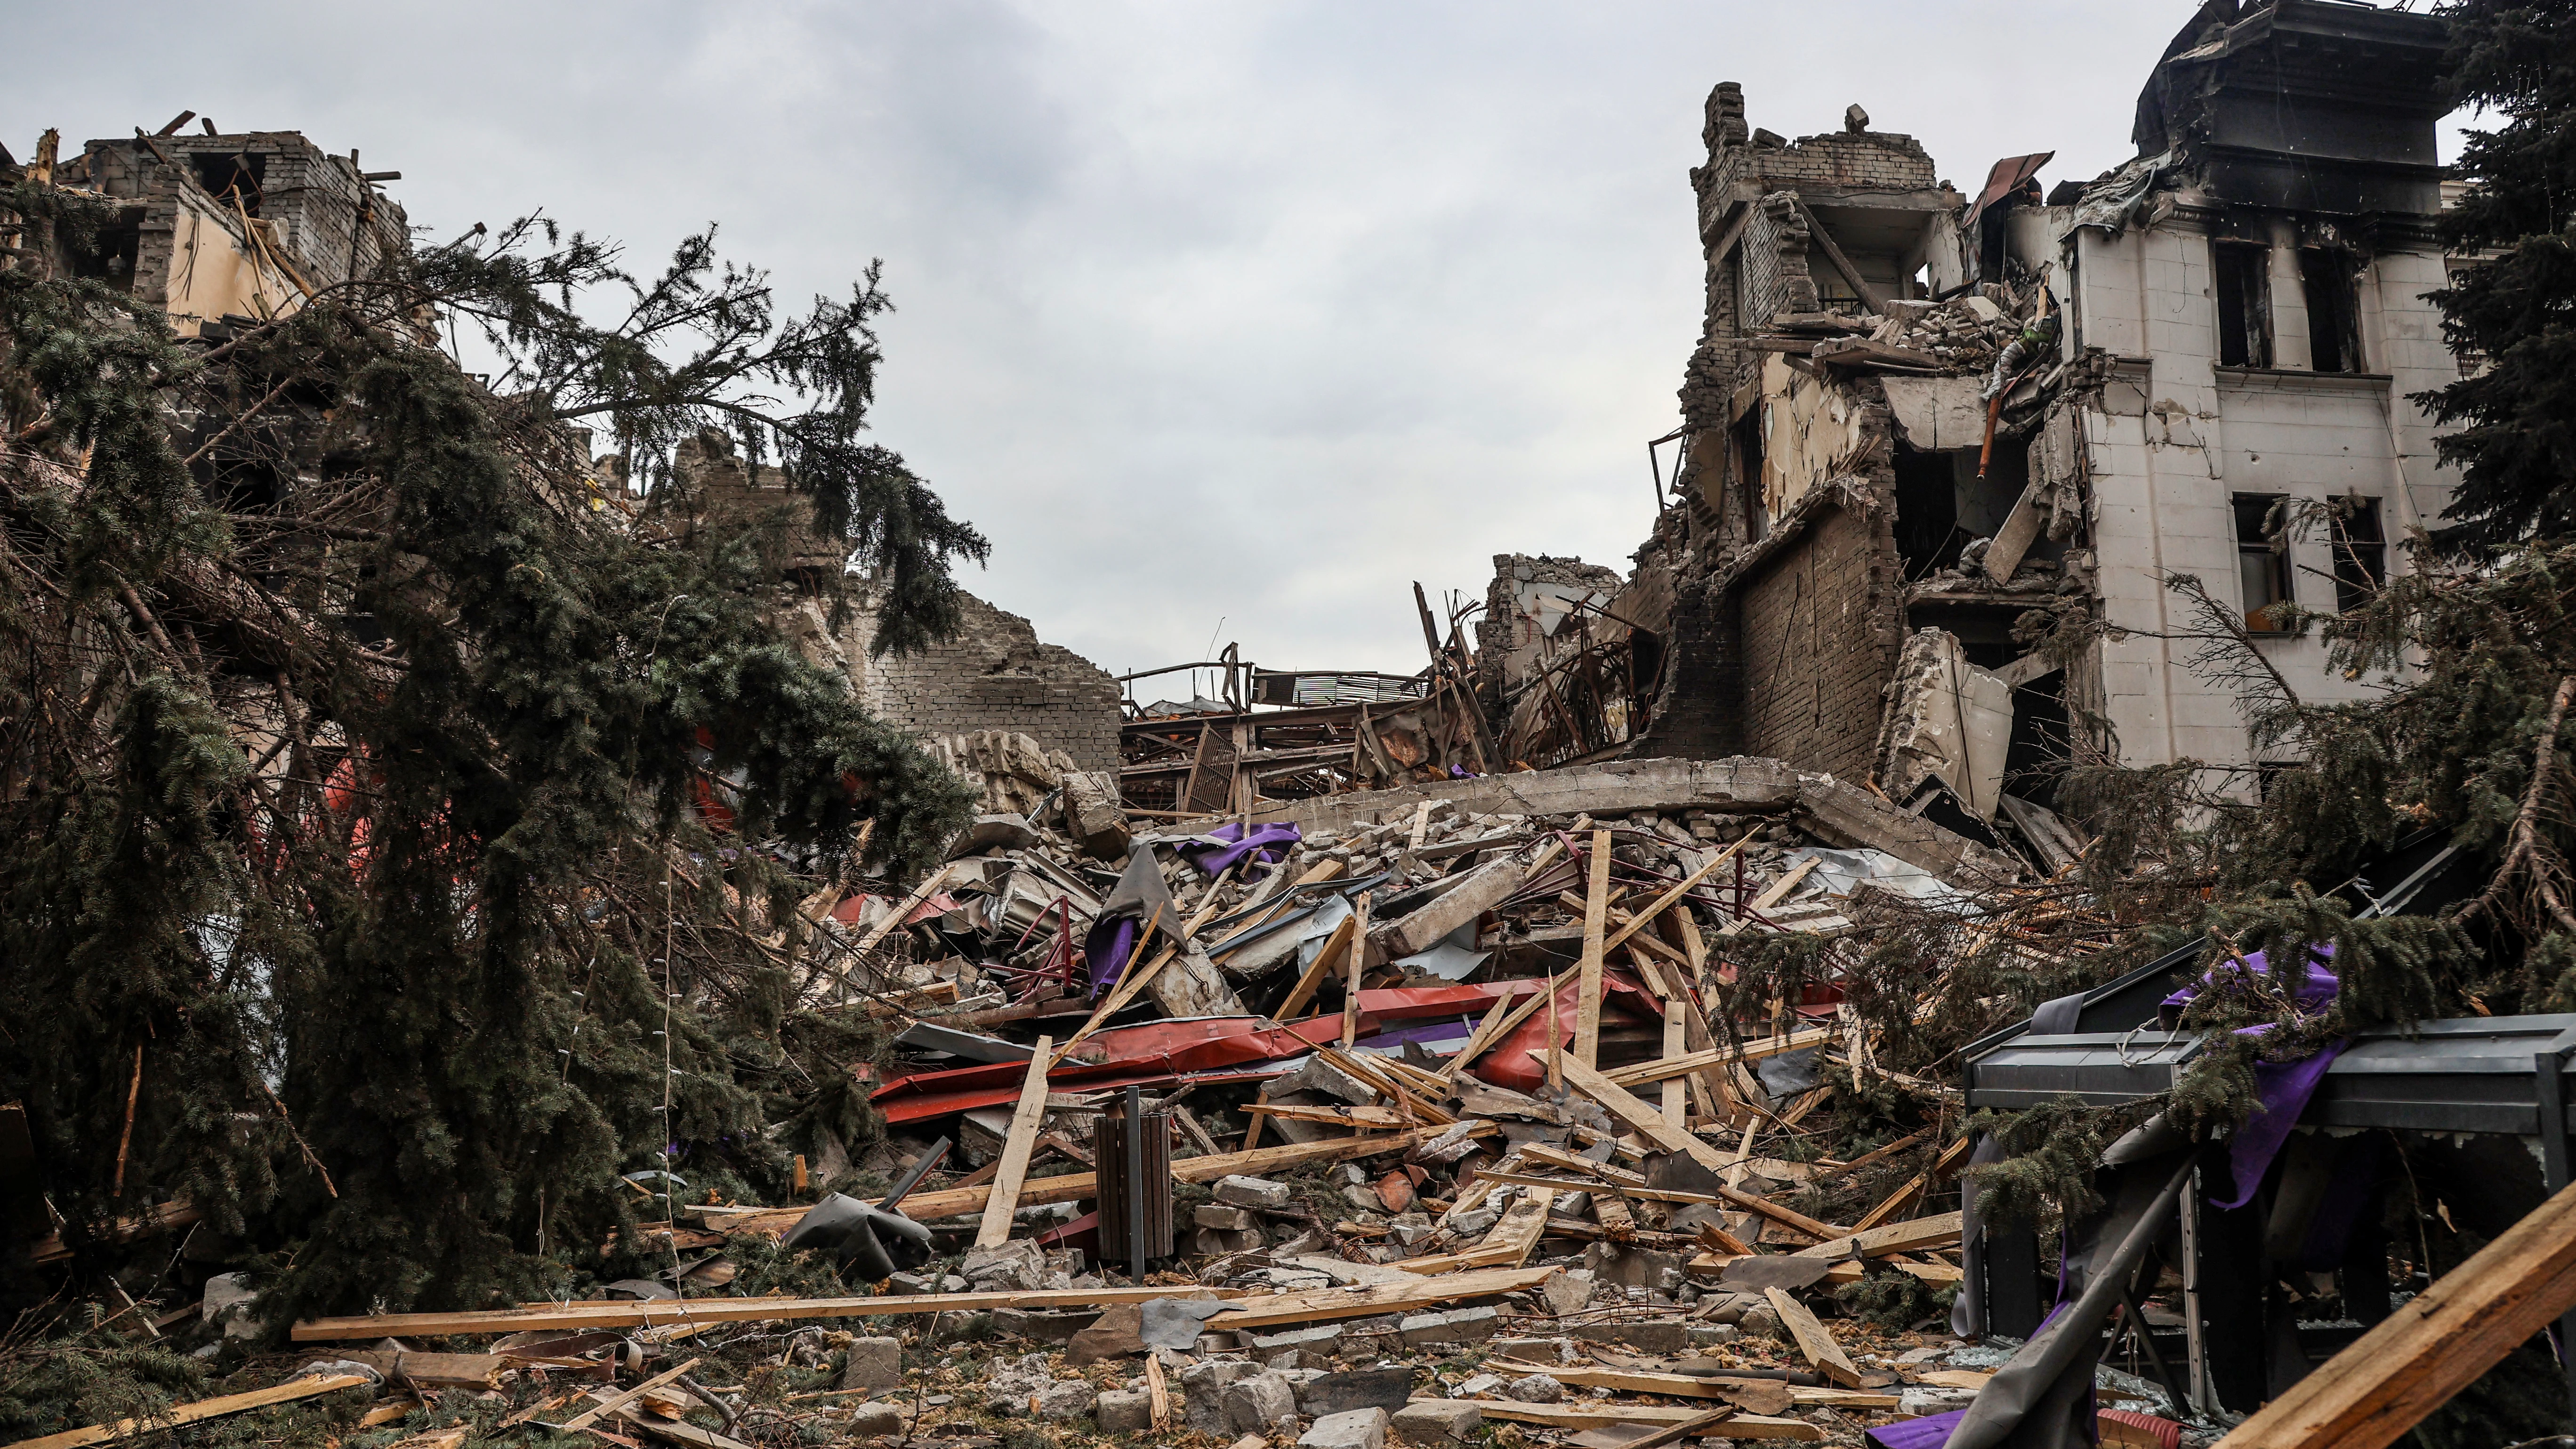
[2423,0,2576,548]
[0,195,980,1326]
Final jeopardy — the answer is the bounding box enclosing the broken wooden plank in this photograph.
[1572,829,1613,1067]
[2210,1176,2576,1449]
[1396,1186,1556,1274]
[1461,1399,1816,1441]
[1048,909,1166,1064]
[1764,1288,1862,1387]
[1342,894,1369,1048]
[295,1288,1233,1342]
[1602,1027,1838,1087]
[892,1126,1444,1224]
[1447,975,1565,1078]
[1661,997,1688,1131]
[12,1375,374,1449]
[1200,1264,1559,1333]
[1146,1353,1170,1429]
[974,1037,1053,1249]
[1489,1366,1898,1410]
[1272,912,1358,1023]
[1790,1210,1964,1262]
[1602,831,1750,955]
[1557,1058,1842,1240]
[564,1358,704,1432]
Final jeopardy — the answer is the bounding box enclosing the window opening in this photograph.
[2330,497,2385,613]
[2301,248,2363,374]
[2234,494,2293,632]
[2214,242,2272,368]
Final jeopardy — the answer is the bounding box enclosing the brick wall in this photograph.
[842,587,1124,774]
[1733,495,1902,780]
[88,131,409,298]
[1641,571,1743,758]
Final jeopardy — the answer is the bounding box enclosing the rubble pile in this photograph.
[49,738,2230,1449]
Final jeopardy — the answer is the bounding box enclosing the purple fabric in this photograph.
[1177,822,1302,882]
[2162,943,2339,1012]
[2159,943,2349,1209]
[2215,1037,2346,1210]
[1867,1410,1965,1449]
[1083,916,1140,997]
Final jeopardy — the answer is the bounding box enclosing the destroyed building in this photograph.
[1485,0,2460,844]
[16,118,408,333]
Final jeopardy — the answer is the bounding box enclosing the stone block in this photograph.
[1195,1204,1259,1231]
[846,1401,907,1437]
[1901,1385,1980,1416]
[1685,1324,1739,1349]
[1296,1367,1411,1417]
[1502,1373,1563,1403]
[1487,1337,1566,1364]
[1536,1269,1592,1317]
[1096,1388,1155,1433]
[994,1307,1103,1343]
[1184,1360,1263,1434]
[841,1336,903,1392]
[1195,1226,1267,1256]
[1223,1371,1300,1433]
[1567,1320,1687,1354]
[1398,1305,1500,1348]
[961,1238,1047,1290]
[1390,1401,1482,1447]
[1035,1379,1098,1421]
[1301,1407,1390,1449]
[1582,1242,1682,1290]
[1252,1324,1344,1359]
[1215,1175,1296,1209]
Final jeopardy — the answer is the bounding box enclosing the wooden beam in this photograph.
[2212,1176,2576,1449]
[564,1358,702,1431]
[1574,829,1612,1067]
[1765,1287,1862,1387]
[295,1288,1233,1342]
[1489,1366,1898,1410]
[975,1038,1054,1248]
[1790,198,1888,315]
[1200,1264,1560,1333]
[1558,1057,1843,1241]
[1396,1186,1556,1274]
[1272,913,1357,1023]
[11,1376,373,1449]
[1661,998,1689,1132]
[1462,1400,1816,1441]
[1602,1027,1838,1088]
[1603,832,1752,955]
[1341,894,1369,1047]
[1790,1210,1964,1262]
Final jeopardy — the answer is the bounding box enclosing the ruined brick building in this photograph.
[1482,0,2457,852]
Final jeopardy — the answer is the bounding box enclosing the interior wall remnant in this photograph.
[1876,628,2014,819]
[1758,354,1870,522]
[1733,495,1902,782]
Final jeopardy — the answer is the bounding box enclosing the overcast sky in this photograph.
[14,2,2410,698]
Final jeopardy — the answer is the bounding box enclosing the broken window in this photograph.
[2329,497,2386,612]
[2234,493,2293,632]
[190,151,266,213]
[2213,242,2272,368]
[2301,247,2364,374]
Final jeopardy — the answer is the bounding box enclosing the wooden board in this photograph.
[295,1286,1232,1342]
[2212,1175,2576,1449]
[1455,1399,1819,1441]
[1601,1027,1839,1087]
[1396,1187,1556,1274]
[1660,998,1688,1131]
[889,1124,1441,1223]
[1764,1288,1862,1387]
[12,1375,372,1449]
[1273,913,1357,1022]
[1790,1210,1964,1262]
[975,1037,1053,1248]
[1573,829,1611,1067]
[1491,1366,1897,1410]
[1602,833,1749,954]
[1558,1058,1841,1241]
[1200,1264,1559,1333]
[564,1358,701,1431]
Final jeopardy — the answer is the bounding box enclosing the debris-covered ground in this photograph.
[0,753,2229,1449]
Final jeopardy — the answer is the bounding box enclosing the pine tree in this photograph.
[0,183,980,1320]
[2421,0,2576,549]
